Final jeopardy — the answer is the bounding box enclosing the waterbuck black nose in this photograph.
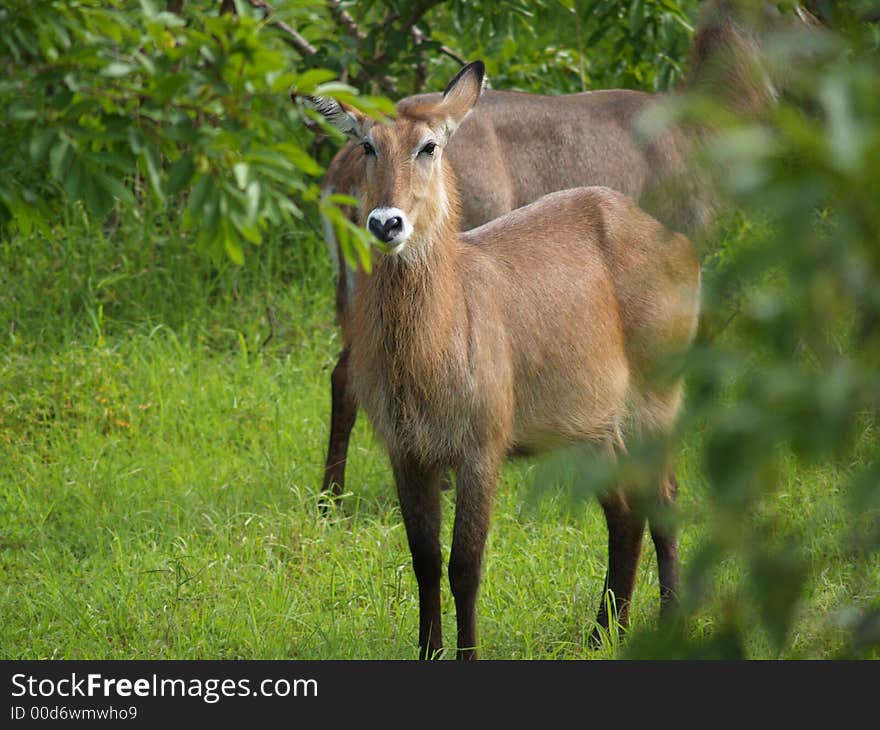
[368,215,403,243]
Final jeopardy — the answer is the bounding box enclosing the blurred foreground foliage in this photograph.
[618,1,880,657]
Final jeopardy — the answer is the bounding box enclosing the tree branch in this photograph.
[324,1,396,94]
[240,0,318,57]
[306,0,467,96]
[412,25,467,66]
[411,26,427,93]
[327,0,366,42]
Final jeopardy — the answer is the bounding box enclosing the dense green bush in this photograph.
[0,0,698,264]
[0,0,391,262]
[622,3,880,656]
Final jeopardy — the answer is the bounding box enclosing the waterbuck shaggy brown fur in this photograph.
[311,1,818,510]
[303,62,701,659]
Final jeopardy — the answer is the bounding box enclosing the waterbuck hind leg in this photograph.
[449,459,499,660]
[320,346,358,514]
[394,456,444,659]
[649,471,680,620]
[591,491,647,647]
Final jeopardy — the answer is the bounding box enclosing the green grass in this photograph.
[1,211,877,659]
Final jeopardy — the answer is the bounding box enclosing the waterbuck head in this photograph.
[300,62,485,259]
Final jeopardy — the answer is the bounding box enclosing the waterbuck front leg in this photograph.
[393,455,444,659]
[592,490,647,645]
[320,346,358,514]
[449,458,499,660]
[649,470,680,621]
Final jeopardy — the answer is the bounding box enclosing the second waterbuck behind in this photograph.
[302,61,701,659]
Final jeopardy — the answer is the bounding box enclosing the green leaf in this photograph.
[202,184,220,233]
[96,171,135,205]
[14,204,34,236]
[30,128,57,163]
[245,181,260,224]
[49,138,73,181]
[83,173,113,218]
[154,11,186,28]
[236,220,262,245]
[140,145,164,201]
[326,193,359,208]
[92,151,136,176]
[150,73,189,105]
[629,0,645,38]
[62,158,85,201]
[750,548,807,653]
[134,51,156,75]
[102,62,137,78]
[269,71,301,93]
[167,155,196,196]
[292,68,338,94]
[127,126,146,155]
[139,0,158,19]
[312,81,359,97]
[273,143,322,177]
[223,220,244,264]
[9,103,37,121]
[185,173,212,228]
[233,162,249,189]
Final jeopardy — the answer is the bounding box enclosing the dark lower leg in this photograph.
[448,460,497,660]
[593,492,646,642]
[649,472,680,619]
[449,549,481,661]
[394,457,444,659]
[320,347,357,512]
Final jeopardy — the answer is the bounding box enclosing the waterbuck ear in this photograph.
[438,61,485,138]
[294,94,366,140]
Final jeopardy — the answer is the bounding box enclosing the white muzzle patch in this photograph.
[367,207,413,254]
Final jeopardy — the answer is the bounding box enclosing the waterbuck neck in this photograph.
[352,189,467,383]
[358,230,461,362]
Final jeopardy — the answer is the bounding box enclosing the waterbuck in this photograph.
[301,61,701,659]
[311,1,811,509]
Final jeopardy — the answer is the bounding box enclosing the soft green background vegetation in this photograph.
[2,0,879,658]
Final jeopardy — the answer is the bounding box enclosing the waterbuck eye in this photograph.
[419,141,437,157]
[362,140,376,156]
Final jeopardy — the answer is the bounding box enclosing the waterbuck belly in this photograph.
[511,357,630,452]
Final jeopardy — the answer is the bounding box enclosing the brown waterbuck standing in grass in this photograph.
[312,1,814,511]
[301,61,701,659]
